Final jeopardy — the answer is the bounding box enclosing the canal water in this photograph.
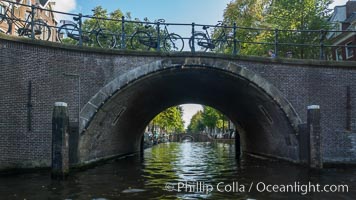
[0,142,355,199]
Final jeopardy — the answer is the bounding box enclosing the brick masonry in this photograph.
[1,35,356,170]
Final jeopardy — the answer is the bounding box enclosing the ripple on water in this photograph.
[0,142,355,199]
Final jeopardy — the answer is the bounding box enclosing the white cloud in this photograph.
[52,0,76,13]
[52,0,77,20]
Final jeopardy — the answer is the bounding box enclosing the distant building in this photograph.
[0,0,57,41]
[327,0,356,61]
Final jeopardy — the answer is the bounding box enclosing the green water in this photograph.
[0,142,355,199]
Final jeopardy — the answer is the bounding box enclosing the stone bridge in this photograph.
[1,34,356,170]
[169,133,212,142]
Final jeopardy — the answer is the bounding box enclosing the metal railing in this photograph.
[0,0,355,60]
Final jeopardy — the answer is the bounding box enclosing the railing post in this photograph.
[319,29,325,60]
[78,13,83,46]
[156,21,161,52]
[233,22,237,56]
[30,5,36,39]
[274,28,278,58]
[121,16,126,49]
[191,22,195,53]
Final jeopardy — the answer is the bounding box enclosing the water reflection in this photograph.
[0,142,355,199]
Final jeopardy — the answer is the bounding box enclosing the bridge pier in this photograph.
[140,135,144,155]
[51,102,70,179]
[307,105,323,169]
[235,130,241,159]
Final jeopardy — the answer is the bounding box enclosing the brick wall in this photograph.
[1,35,356,170]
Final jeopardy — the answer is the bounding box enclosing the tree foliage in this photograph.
[187,111,205,133]
[221,0,332,58]
[150,106,185,134]
[187,106,228,134]
[201,106,221,132]
[69,6,155,49]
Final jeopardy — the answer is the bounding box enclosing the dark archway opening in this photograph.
[78,64,300,164]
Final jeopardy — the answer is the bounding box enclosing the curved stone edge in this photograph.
[79,60,162,132]
[79,57,302,134]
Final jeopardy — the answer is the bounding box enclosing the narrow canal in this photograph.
[0,142,355,199]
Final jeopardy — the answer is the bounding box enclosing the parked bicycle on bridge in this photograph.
[0,2,51,40]
[130,18,184,52]
[189,21,238,53]
[57,10,116,48]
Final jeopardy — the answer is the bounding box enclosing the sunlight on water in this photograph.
[0,142,355,199]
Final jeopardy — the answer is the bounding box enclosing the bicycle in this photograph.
[189,21,237,53]
[57,11,116,49]
[0,3,51,40]
[130,19,184,52]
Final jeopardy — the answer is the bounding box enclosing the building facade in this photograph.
[327,0,356,61]
[0,0,57,41]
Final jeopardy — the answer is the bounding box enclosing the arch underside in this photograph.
[78,58,302,164]
[180,135,195,142]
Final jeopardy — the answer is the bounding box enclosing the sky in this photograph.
[52,0,350,128]
[54,0,231,25]
[53,0,351,22]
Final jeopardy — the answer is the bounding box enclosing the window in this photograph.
[0,5,6,24]
[332,23,342,38]
[336,48,343,61]
[14,0,23,8]
[0,5,5,15]
[346,42,354,59]
[26,0,32,6]
[45,6,49,17]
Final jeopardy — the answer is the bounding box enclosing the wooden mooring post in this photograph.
[52,102,70,179]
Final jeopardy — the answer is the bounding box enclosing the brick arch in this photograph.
[78,57,302,164]
[180,134,195,142]
[80,58,301,134]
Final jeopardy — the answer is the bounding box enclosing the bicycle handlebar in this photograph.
[216,21,224,26]
[156,19,165,23]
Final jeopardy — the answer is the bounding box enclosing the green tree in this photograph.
[150,106,185,134]
[80,6,110,47]
[265,0,331,59]
[221,0,271,55]
[187,106,230,134]
[221,0,331,58]
[187,110,205,133]
[216,112,229,133]
[201,106,225,134]
[60,6,179,51]
[74,6,150,49]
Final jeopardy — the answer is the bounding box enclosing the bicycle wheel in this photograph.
[189,32,209,52]
[57,24,80,45]
[33,20,51,41]
[214,39,227,53]
[96,29,116,49]
[114,31,124,49]
[130,30,151,51]
[163,33,184,52]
